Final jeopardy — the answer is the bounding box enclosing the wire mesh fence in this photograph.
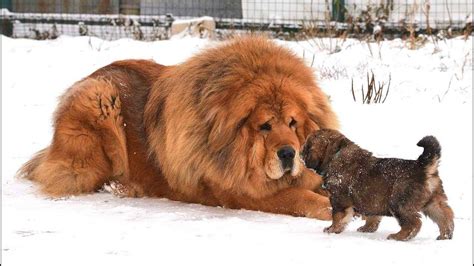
[0,0,472,40]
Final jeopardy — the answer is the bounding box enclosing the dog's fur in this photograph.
[18,37,339,220]
[302,129,454,240]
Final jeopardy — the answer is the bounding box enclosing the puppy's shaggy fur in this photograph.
[302,129,454,241]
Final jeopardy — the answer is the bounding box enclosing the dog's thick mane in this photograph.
[144,37,338,198]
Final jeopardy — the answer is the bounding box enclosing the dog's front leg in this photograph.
[324,206,354,234]
[249,187,332,220]
[298,168,330,197]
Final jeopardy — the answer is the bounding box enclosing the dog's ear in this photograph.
[203,90,255,153]
[207,108,251,153]
[208,114,240,152]
[297,115,320,146]
[320,135,349,170]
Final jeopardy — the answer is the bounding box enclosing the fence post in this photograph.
[0,0,11,10]
[1,0,13,36]
[332,0,345,22]
[0,18,12,36]
[119,0,140,15]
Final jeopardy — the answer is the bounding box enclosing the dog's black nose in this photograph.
[278,146,295,160]
[277,146,295,169]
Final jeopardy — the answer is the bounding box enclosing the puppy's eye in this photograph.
[259,122,272,131]
[289,118,297,128]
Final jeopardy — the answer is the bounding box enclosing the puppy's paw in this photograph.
[387,232,411,241]
[436,233,453,240]
[324,225,343,234]
[357,224,379,233]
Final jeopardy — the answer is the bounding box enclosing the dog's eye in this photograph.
[289,118,297,128]
[259,122,272,131]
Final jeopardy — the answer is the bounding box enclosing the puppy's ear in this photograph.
[320,135,349,170]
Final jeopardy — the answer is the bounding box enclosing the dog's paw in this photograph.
[387,233,403,241]
[324,225,343,234]
[387,232,411,241]
[102,181,128,198]
[307,206,332,221]
[436,233,453,240]
[357,224,379,233]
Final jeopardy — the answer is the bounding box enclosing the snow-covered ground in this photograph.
[2,35,472,265]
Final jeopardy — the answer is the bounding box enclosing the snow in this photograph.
[171,16,215,26]
[0,8,10,16]
[2,35,472,266]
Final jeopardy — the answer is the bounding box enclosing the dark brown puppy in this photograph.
[302,129,454,241]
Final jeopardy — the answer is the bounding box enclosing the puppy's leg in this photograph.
[388,208,422,241]
[324,203,354,234]
[357,216,382,233]
[423,193,454,240]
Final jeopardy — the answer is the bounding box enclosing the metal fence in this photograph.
[0,0,472,40]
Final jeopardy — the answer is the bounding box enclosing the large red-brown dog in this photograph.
[19,37,339,220]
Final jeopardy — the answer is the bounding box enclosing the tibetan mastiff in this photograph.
[19,37,338,220]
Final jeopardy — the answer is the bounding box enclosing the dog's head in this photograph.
[197,38,339,186]
[147,37,339,197]
[301,129,349,175]
[245,84,319,180]
[205,76,327,181]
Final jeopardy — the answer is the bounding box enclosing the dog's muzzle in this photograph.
[277,146,295,171]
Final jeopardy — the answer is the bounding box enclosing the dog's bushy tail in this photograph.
[16,147,48,180]
[417,136,441,176]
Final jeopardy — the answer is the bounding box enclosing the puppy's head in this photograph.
[301,129,348,174]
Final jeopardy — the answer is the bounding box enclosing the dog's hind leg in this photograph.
[94,88,129,179]
[19,79,128,196]
[387,207,422,241]
[423,192,454,240]
[357,216,382,233]
[31,157,111,196]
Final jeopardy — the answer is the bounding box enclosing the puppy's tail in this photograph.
[416,136,441,176]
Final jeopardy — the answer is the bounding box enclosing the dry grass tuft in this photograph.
[351,71,391,104]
